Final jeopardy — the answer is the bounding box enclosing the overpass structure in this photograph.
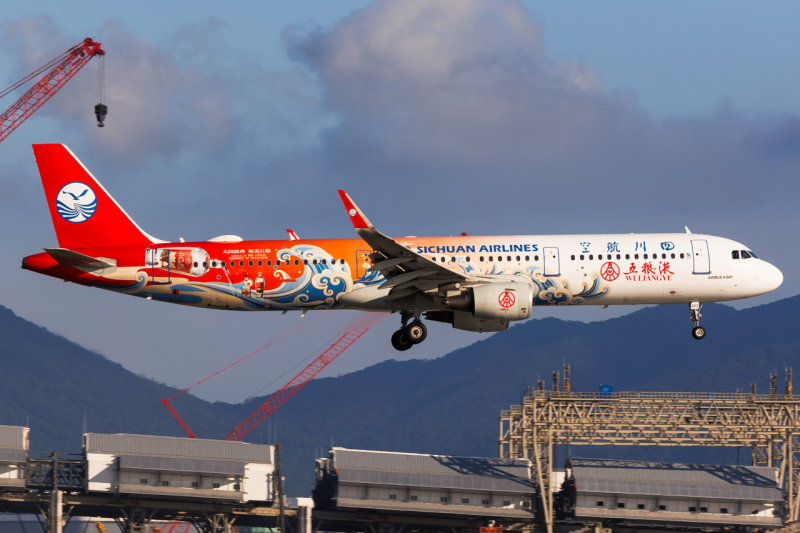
[499,378,800,533]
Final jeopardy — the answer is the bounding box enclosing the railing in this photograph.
[520,389,799,401]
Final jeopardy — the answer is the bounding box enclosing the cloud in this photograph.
[281,0,800,229]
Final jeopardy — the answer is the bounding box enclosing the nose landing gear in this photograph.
[391,312,428,351]
[690,302,706,340]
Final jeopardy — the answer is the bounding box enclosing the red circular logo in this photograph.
[600,262,620,281]
[498,291,516,308]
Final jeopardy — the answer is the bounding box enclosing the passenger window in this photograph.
[322,259,327,265]
[741,250,751,259]
[671,253,675,259]
[571,255,575,260]
[534,255,539,261]
[441,257,446,263]
[589,255,593,260]
[466,256,471,262]
[249,261,253,266]
[257,260,262,266]
[616,254,621,260]
[451,257,455,262]
[312,259,317,265]
[643,253,648,259]
[276,260,281,266]
[525,255,529,261]
[516,256,520,261]
[239,261,244,267]
[680,253,684,259]
[498,256,503,262]
[580,255,584,260]
[625,254,630,260]
[507,256,511,261]
[634,254,639,259]
[732,250,740,259]
[480,256,484,262]
[340,259,345,264]
[489,256,494,262]
[304,260,308,265]
[230,261,235,267]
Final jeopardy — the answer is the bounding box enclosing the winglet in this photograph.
[286,229,299,240]
[338,190,374,230]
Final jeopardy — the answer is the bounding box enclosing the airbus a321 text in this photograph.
[23,145,783,350]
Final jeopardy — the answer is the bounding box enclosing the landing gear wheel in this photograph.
[391,329,413,351]
[405,322,428,344]
[692,326,706,340]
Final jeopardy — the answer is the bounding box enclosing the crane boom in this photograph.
[161,398,197,439]
[0,38,104,144]
[225,328,369,441]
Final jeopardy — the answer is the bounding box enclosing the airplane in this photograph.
[23,144,783,350]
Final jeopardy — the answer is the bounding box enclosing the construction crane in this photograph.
[162,326,372,441]
[0,37,106,145]
[226,328,370,441]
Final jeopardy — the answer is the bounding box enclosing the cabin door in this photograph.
[543,247,560,276]
[691,239,711,274]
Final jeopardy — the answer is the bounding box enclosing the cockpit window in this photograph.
[749,251,758,258]
[732,250,740,259]
[740,250,751,259]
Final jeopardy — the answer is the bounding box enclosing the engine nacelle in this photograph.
[448,281,533,321]
[425,310,510,332]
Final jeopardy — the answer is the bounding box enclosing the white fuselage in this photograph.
[380,232,783,308]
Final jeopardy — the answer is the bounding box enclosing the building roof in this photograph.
[568,458,782,502]
[84,433,272,464]
[330,448,534,493]
[0,426,28,450]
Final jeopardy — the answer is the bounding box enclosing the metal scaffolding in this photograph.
[499,368,800,533]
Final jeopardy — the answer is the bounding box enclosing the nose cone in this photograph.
[764,262,784,291]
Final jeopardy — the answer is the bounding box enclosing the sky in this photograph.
[1,1,799,403]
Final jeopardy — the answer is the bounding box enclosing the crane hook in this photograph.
[95,54,107,127]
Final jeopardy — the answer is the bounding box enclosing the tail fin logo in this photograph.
[56,182,97,223]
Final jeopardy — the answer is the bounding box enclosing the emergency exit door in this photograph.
[691,239,711,274]
[355,250,372,278]
[543,247,560,276]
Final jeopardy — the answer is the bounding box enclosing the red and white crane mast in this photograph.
[0,38,106,145]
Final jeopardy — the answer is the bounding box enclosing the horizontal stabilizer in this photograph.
[44,248,117,274]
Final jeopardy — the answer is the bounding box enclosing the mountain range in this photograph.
[2,296,799,495]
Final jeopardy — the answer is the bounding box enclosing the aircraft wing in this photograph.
[338,190,470,301]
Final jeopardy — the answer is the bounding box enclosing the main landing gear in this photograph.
[690,302,706,340]
[391,311,428,351]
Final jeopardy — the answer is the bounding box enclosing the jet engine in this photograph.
[447,281,533,321]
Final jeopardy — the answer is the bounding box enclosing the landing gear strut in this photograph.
[690,302,706,340]
[391,312,428,351]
